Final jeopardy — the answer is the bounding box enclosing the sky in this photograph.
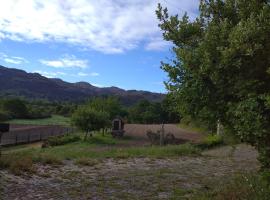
[0,0,199,93]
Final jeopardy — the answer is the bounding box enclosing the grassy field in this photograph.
[8,115,70,126]
[1,133,200,165]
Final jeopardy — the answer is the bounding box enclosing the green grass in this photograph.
[191,173,270,200]
[178,122,210,134]
[8,115,70,126]
[0,133,200,174]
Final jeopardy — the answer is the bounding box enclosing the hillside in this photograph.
[0,65,164,105]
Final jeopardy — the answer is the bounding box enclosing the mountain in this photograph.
[0,65,165,105]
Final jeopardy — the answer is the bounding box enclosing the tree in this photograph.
[0,98,28,119]
[71,106,110,139]
[157,0,270,168]
[87,97,125,120]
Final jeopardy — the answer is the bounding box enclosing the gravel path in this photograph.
[0,144,259,200]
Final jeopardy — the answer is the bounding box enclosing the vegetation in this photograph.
[128,97,179,124]
[8,114,70,126]
[46,135,81,147]
[192,173,270,200]
[71,106,110,138]
[196,134,224,150]
[157,1,270,169]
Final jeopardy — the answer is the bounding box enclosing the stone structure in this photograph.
[111,118,125,137]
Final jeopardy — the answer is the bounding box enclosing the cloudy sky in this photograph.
[0,0,199,93]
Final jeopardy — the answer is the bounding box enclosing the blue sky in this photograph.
[0,0,199,93]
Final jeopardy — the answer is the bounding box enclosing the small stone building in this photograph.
[111,118,125,137]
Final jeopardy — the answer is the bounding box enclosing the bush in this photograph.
[37,154,62,165]
[197,134,224,150]
[0,110,11,122]
[75,158,99,166]
[9,156,35,175]
[46,135,81,147]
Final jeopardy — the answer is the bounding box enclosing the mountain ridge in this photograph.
[0,65,165,105]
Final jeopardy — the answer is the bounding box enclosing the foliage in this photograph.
[0,110,11,122]
[87,97,127,120]
[193,173,270,200]
[128,98,180,124]
[46,135,81,147]
[157,1,270,168]
[71,106,110,137]
[8,115,70,126]
[197,134,224,150]
[0,98,28,119]
[0,156,35,175]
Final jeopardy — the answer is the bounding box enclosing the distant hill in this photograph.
[0,65,165,105]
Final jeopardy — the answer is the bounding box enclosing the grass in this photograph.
[8,114,70,126]
[178,122,211,135]
[0,132,200,174]
[190,173,270,200]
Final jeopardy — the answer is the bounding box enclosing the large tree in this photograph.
[157,0,270,168]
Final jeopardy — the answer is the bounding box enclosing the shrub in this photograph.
[37,154,62,165]
[46,135,81,147]
[75,158,99,166]
[197,134,224,150]
[9,156,34,175]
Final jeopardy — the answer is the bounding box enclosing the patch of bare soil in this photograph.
[125,124,204,144]
[1,144,259,200]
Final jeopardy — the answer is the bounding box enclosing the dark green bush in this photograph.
[46,135,81,147]
[196,134,224,150]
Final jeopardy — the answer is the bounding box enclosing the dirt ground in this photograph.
[124,124,203,143]
[0,144,259,200]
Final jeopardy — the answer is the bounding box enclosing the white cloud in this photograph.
[78,72,99,77]
[77,72,88,77]
[89,72,99,76]
[33,70,66,78]
[0,0,199,54]
[0,52,28,64]
[145,38,172,51]
[40,55,88,69]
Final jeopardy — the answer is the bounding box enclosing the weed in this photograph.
[75,158,99,166]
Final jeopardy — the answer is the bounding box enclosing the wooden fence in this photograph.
[0,125,74,146]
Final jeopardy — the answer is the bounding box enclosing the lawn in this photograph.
[8,115,70,126]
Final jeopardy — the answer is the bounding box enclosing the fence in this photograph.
[0,125,74,146]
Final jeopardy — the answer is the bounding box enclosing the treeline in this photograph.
[0,98,76,121]
[0,97,180,124]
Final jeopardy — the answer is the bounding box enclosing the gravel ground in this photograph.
[0,144,259,200]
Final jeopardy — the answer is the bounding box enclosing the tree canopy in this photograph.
[71,105,110,138]
[157,0,270,168]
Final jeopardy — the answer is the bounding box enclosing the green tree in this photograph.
[157,0,270,168]
[1,98,28,119]
[87,97,125,120]
[71,106,110,139]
